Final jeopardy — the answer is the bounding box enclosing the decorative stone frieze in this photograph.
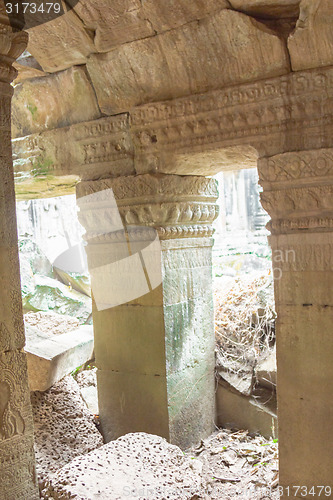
[12,114,135,187]
[131,66,333,174]
[258,149,333,234]
[12,66,333,186]
[77,174,219,240]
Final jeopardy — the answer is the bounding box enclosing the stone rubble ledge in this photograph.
[41,433,204,499]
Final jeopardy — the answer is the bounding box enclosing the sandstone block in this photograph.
[25,324,94,391]
[69,0,229,53]
[255,345,277,390]
[31,376,103,484]
[69,0,154,53]
[97,370,170,442]
[13,52,46,84]
[27,9,95,73]
[140,0,230,34]
[216,381,277,439]
[288,0,333,71]
[230,0,300,18]
[41,433,203,499]
[86,10,290,114]
[12,66,102,138]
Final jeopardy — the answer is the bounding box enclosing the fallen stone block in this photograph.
[41,433,204,499]
[25,324,94,391]
[31,376,103,486]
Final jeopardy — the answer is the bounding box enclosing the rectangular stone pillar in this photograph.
[259,149,333,496]
[0,23,39,500]
[77,174,219,449]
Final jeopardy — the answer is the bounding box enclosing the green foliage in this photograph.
[31,157,54,177]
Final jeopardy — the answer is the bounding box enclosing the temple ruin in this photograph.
[0,0,332,497]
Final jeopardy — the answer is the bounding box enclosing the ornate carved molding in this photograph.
[13,66,333,182]
[258,149,333,234]
[77,174,219,240]
[12,114,135,182]
[130,67,333,172]
[258,149,333,185]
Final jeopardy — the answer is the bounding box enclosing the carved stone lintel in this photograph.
[131,66,333,173]
[77,174,219,240]
[258,149,333,234]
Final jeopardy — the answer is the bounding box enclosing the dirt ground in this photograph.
[186,428,279,499]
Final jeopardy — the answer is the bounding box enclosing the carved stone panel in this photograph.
[12,114,135,186]
[258,149,333,234]
[0,351,38,499]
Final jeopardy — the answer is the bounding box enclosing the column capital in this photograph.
[77,173,219,240]
[258,148,333,234]
[0,18,27,84]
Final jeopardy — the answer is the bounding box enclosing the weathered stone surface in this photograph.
[25,324,94,391]
[70,0,229,53]
[31,376,103,485]
[25,311,80,336]
[230,0,300,18]
[255,345,276,390]
[13,51,46,84]
[12,66,102,138]
[76,368,98,414]
[41,433,203,499]
[216,380,277,439]
[70,0,154,52]
[0,351,39,499]
[27,9,95,73]
[77,174,218,448]
[22,274,92,323]
[87,9,289,114]
[288,0,333,71]
[12,114,134,192]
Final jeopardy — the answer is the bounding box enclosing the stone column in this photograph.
[258,149,333,494]
[77,173,219,449]
[0,14,39,500]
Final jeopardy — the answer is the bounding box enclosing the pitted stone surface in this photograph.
[31,375,103,486]
[41,433,204,499]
